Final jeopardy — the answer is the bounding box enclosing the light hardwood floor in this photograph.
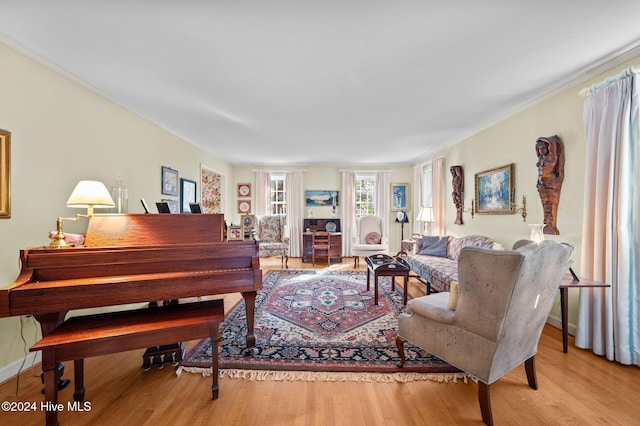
[2,257,639,425]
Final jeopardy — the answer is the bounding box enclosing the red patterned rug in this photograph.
[178,270,465,382]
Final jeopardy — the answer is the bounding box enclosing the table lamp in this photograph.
[49,180,115,248]
[416,206,434,235]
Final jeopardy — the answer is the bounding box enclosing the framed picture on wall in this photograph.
[475,163,515,215]
[237,183,251,197]
[305,190,339,207]
[161,166,179,196]
[391,183,409,211]
[180,178,196,213]
[238,200,251,214]
[0,129,10,219]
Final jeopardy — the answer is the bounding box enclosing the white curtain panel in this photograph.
[412,164,423,236]
[432,158,446,236]
[376,171,391,242]
[341,170,356,256]
[286,171,304,257]
[254,171,270,216]
[576,72,639,366]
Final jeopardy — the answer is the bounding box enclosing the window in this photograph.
[270,173,286,215]
[355,173,376,217]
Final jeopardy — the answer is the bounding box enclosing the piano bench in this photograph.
[31,299,224,426]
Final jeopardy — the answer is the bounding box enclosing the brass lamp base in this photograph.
[47,217,72,249]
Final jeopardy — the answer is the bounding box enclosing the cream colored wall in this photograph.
[232,165,413,252]
[417,54,640,331]
[0,42,234,369]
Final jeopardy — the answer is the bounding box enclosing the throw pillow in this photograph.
[447,281,459,311]
[418,236,449,257]
[365,232,381,244]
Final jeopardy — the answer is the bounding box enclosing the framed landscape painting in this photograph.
[475,163,514,214]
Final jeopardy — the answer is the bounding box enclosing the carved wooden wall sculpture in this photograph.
[450,165,464,225]
[535,135,564,235]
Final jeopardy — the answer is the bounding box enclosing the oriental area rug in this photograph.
[177,270,465,383]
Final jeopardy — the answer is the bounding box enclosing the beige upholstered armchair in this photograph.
[351,215,389,267]
[396,240,572,425]
[254,215,289,267]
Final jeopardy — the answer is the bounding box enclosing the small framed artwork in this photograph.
[0,129,10,219]
[180,178,197,213]
[161,166,179,196]
[227,225,243,241]
[237,183,251,198]
[163,199,179,214]
[238,200,251,214]
[391,183,409,211]
[475,163,515,215]
[241,214,256,230]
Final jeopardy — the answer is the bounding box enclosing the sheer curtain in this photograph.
[431,158,446,236]
[341,171,356,257]
[412,164,423,235]
[576,69,639,366]
[286,171,304,257]
[254,171,270,216]
[376,171,391,242]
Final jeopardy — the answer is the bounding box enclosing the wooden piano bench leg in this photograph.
[211,326,220,400]
[73,359,85,402]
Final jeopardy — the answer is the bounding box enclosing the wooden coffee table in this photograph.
[365,254,410,305]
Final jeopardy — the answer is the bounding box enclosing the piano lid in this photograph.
[84,214,225,247]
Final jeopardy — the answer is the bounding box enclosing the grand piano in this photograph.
[0,213,262,367]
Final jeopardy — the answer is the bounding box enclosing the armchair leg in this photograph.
[395,336,406,368]
[284,255,289,269]
[478,382,494,426]
[524,355,538,390]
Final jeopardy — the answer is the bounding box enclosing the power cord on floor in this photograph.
[13,315,39,396]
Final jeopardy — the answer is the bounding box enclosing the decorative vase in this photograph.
[529,224,544,242]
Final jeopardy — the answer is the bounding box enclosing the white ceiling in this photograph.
[2,1,640,166]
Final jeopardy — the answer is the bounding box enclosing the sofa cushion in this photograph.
[418,236,449,257]
[365,231,381,244]
[447,235,494,260]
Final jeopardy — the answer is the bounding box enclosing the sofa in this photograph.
[404,234,495,293]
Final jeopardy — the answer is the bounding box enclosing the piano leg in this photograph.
[242,291,257,350]
[42,351,60,426]
[35,312,71,395]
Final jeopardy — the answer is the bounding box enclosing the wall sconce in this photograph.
[512,195,527,222]
[416,206,434,235]
[48,180,115,248]
[461,199,475,219]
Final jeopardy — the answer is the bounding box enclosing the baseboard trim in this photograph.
[0,352,41,386]
[547,314,576,336]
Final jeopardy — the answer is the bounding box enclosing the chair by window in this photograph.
[396,240,572,425]
[254,215,289,267]
[351,215,388,267]
[311,231,331,267]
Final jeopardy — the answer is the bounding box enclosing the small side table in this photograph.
[365,254,411,305]
[559,275,610,353]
